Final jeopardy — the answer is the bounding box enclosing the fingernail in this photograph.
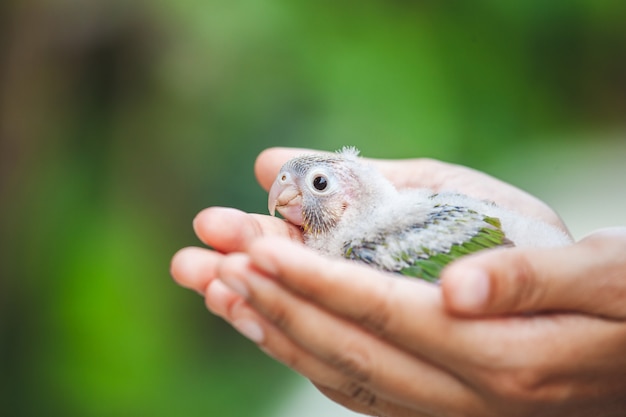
[232,319,265,343]
[450,268,490,311]
[220,275,249,298]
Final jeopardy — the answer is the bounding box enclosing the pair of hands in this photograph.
[171,148,626,417]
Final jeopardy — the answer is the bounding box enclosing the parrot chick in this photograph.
[268,147,571,282]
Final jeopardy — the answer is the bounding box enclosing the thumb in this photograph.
[440,228,626,319]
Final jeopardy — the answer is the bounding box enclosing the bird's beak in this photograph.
[268,172,304,226]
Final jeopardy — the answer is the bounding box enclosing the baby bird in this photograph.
[268,147,571,282]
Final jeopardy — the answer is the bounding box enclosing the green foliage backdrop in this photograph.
[1,1,625,416]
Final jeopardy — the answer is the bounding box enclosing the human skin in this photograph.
[171,148,626,417]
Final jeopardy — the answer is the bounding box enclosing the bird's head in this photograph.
[268,147,392,236]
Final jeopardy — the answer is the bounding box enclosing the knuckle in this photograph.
[329,345,373,383]
[356,279,394,335]
[480,367,555,405]
[495,370,539,401]
[264,302,291,331]
[216,294,245,318]
[505,254,545,311]
[340,381,378,407]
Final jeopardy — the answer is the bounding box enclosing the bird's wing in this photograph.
[343,205,513,283]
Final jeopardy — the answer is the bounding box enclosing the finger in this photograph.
[254,147,420,191]
[386,159,569,231]
[255,147,315,191]
[208,278,345,381]
[255,148,482,192]
[218,244,478,416]
[441,228,626,318]
[193,206,302,252]
[372,158,447,190]
[170,246,223,295]
[360,157,496,192]
[254,147,409,192]
[244,237,481,370]
[204,279,240,317]
[313,383,433,417]
[246,237,450,348]
[254,147,442,192]
[214,256,443,416]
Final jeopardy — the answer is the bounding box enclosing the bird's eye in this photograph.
[312,175,328,191]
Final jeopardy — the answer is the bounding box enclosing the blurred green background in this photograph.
[1,1,625,416]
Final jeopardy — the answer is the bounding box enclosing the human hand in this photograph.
[174,229,626,417]
[170,147,590,416]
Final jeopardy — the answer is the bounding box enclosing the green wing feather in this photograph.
[398,222,511,282]
[344,210,513,283]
